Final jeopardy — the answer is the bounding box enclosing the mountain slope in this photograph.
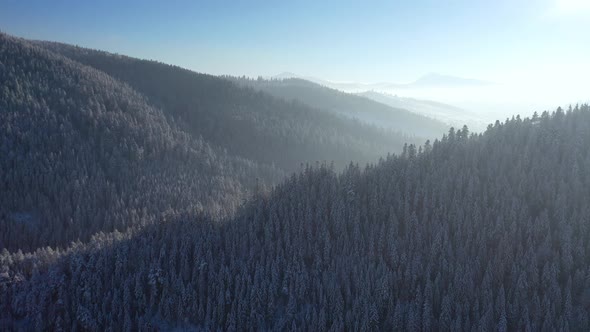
[3,105,589,330]
[0,33,282,251]
[38,41,416,173]
[1,33,434,251]
[232,77,449,137]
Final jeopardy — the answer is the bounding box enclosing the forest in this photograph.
[38,41,433,174]
[1,33,440,252]
[2,32,590,330]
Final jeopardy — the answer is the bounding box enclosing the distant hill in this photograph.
[271,72,495,92]
[358,90,486,129]
[231,77,449,138]
[39,41,418,173]
[272,71,299,80]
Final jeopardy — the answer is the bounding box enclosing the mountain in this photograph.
[3,105,589,330]
[0,33,284,251]
[0,33,425,251]
[38,41,419,173]
[231,77,449,138]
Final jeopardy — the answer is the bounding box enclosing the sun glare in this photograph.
[555,0,590,13]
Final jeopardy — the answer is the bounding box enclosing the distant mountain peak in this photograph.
[272,72,300,79]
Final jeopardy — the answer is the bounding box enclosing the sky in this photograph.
[1,0,589,109]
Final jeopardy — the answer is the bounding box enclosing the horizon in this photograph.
[1,0,589,123]
[1,0,589,84]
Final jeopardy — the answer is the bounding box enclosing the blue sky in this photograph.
[1,0,589,84]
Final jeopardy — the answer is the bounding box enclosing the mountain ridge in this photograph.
[38,40,423,173]
[231,76,449,137]
[0,33,433,251]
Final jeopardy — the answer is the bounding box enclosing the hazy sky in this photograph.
[1,0,589,85]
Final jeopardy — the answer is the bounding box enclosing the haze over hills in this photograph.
[38,40,434,173]
[269,72,589,132]
[231,76,449,137]
[268,72,497,131]
[271,72,494,92]
[358,90,486,130]
[259,73,495,131]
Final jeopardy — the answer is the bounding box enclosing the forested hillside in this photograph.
[38,41,420,173]
[1,33,432,252]
[231,76,449,137]
[0,33,283,251]
[3,105,590,330]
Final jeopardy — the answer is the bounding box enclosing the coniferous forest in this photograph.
[2,31,590,331]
